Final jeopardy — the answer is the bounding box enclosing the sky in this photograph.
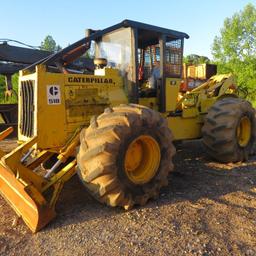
[1,0,255,59]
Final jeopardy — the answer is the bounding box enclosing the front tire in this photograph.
[77,104,176,209]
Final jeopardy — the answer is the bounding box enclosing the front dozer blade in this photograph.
[0,131,78,232]
[0,164,56,232]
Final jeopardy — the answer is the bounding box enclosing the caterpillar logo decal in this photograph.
[68,76,114,84]
[47,85,61,105]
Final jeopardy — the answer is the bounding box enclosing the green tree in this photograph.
[40,35,61,52]
[184,54,210,64]
[212,3,256,101]
[0,75,5,88]
[0,74,18,103]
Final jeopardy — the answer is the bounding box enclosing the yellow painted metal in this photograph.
[0,137,55,232]
[167,115,203,140]
[236,116,251,147]
[0,17,243,236]
[190,73,236,94]
[58,130,81,161]
[124,135,161,184]
[18,66,237,151]
[0,127,14,158]
[0,127,13,141]
[165,78,181,112]
[169,74,238,140]
[0,62,129,232]
[42,160,77,192]
[182,107,199,118]
[19,65,127,151]
[0,129,79,232]
[0,163,56,232]
[3,137,46,190]
[0,54,239,233]
[177,74,237,110]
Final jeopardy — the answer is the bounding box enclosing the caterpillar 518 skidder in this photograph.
[0,20,255,232]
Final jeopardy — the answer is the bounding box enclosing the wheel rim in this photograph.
[236,116,251,147]
[124,135,161,184]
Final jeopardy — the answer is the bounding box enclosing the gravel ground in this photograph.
[0,139,256,256]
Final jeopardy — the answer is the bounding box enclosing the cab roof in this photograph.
[26,19,189,70]
[97,19,189,40]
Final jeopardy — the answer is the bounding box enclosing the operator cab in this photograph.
[25,20,188,113]
[93,20,189,112]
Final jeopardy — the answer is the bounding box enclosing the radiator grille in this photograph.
[20,80,34,137]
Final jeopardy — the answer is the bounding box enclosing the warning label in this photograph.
[47,85,61,105]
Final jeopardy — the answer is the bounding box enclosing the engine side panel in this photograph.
[19,66,127,151]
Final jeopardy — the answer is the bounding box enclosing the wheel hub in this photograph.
[124,135,161,184]
[236,116,251,147]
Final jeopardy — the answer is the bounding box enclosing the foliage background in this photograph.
[0,74,18,103]
[0,35,59,103]
[1,4,256,105]
[212,3,256,104]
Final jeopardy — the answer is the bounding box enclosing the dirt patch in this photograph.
[0,139,255,256]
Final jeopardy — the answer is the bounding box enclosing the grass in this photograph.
[0,74,18,104]
[251,100,256,108]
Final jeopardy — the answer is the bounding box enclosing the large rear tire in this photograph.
[202,97,256,163]
[77,104,175,209]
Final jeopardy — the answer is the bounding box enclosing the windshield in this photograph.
[95,27,135,100]
[96,28,133,75]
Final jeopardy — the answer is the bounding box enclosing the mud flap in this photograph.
[0,164,56,232]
